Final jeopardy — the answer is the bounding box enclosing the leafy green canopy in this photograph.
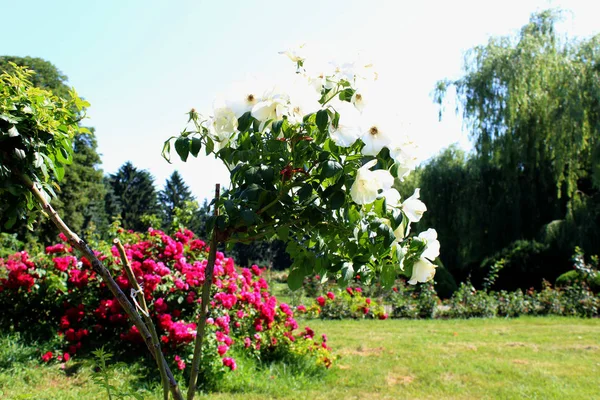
[0,57,107,243]
[0,64,88,229]
[435,10,600,198]
[427,10,600,286]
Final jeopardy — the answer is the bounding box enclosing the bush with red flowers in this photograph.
[297,287,387,320]
[0,228,332,389]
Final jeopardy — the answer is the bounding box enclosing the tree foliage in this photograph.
[106,162,160,232]
[0,63,87,230]
[0,57,107,244]
[159,170,194,227]
[427,10,600,288]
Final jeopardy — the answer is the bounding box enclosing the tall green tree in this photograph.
[159,171,194,228]
[0,56,107,243]
[107,162,160,232]
[428,10,600,287]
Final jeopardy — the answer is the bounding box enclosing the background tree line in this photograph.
[1,9,598,291]
[400,10,600,296]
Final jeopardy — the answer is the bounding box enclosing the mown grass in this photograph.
[1,317,598,399]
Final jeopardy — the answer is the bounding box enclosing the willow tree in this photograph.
[434,9,600,264]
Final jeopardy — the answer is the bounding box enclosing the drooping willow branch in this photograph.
[19,173,184,400]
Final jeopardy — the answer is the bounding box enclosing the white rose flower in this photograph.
[251,88,290,125]
[418,228,440,261]
[408,257,437,285]
[208,107,238,149]
[390,139,419,180]
[380,188,401,210]
[329,102,361,147]
[360,113,394,156]
[402,188,427,223]
[226,92,259,118]
[350,160,394,205]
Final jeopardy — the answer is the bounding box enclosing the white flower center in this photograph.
[369,126,379,136]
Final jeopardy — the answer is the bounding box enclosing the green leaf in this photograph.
[238,112,252,132]
[259,165,275,184]
[338,88,355,102]
[381,262,397,289]
[55,164,65,181]
[161,138,173,163]
[316,110,329,133]
[205,136,215,155]
[329,190,345,209]
[190,137,202,157]
[271,120,284,136]
[276,225,289,241]
[175,137,190,162]
[339,262,354,286]
[297,184,312,202]
[287,268,304,291]
[240,210,256,225]
[347,206,361,224]
[321,160,342,178]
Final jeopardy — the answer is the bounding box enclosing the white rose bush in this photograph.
[163,49,440,294]
[163,47,442,397]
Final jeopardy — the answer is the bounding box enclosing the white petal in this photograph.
[381,188,401,207]
[402,188,427,223]
[418,228,440,261]
[408,258,436,285]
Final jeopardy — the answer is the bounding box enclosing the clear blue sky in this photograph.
[2,0,598,201]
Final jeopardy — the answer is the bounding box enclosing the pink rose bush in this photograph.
[0,228,332,387]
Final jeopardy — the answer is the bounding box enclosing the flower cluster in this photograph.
[164,46,441,289]
[299,287,388,320]
[0,229,332,380]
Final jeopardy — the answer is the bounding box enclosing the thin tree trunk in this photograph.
[114,239,170,400]
[20,174,184,400]
[187,183,220,400]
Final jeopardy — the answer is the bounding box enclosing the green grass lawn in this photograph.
[1,317,599,399]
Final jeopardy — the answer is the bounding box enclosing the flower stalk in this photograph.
[187,183,220,400]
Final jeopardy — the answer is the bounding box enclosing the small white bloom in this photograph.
[351,88,368,113]
[402,188,427,223]
[329,102,361,147]
[251,88,290,125]
[330,61,356,82]
[418,228,440,261]
[380,188,401,210]
[226,92,259,118]
[408,257,437,285]
[389,134,419,180]
[350,160,393,205]
[279,44,306,63]
[208,107,238,149]
[360,113,394,156]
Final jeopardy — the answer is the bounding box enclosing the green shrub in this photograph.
[440,282,498,318]
[496,289,530,317]
[388,281,440,319]
[478,240,566,291]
